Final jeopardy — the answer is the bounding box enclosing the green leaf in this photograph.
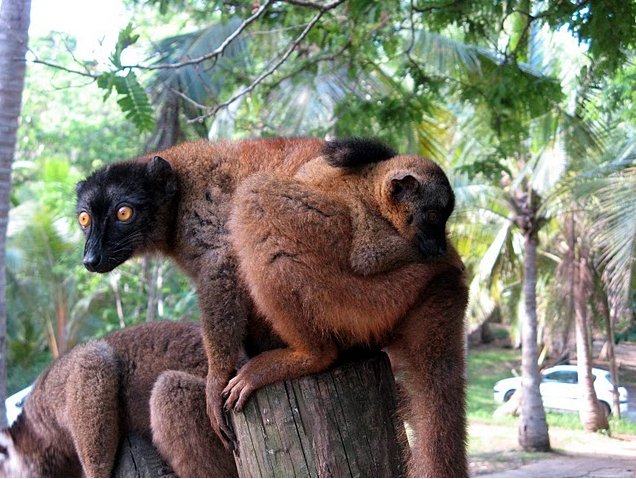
[110,22,140,69]
[111,71,155,132]
[96,72,115,101]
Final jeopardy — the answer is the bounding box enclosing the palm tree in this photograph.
[0,0,31,427]
[514,184,552,451]
[571,214,610,430]
[573,142,636,421]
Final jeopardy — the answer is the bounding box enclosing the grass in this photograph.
[466,346,520,422]
[466,345,636,434]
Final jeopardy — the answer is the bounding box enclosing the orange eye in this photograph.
[78,211,91,228]
[116,206,133,222]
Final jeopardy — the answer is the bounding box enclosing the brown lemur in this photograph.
[75,138,468,477]
[0,321,237,478]
[226,146,468,477]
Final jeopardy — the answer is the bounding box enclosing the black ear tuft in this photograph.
[146,156,173,178]
[323,138,396,168]
[389,174,419,201]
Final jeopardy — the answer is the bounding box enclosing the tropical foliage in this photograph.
[5,0,636,446]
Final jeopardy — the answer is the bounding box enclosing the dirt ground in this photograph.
[470,341,636,478]
[470,423,636,477]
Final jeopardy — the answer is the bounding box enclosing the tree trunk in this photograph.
[0,0,31,428]
[602,301,621,419]
[230,352,407,478]
[574,254,609,431]
[518,233,550,451]
[113,433,175,478]
[145,257,160,322]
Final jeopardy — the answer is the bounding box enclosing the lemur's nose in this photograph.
[83,253,101,272]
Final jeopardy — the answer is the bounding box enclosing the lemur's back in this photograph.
[26,321,205,436]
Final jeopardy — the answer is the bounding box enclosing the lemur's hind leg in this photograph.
[65,341,121,478]
[150,371,238,478]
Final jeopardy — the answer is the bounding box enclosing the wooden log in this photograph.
[113,433,175,478]
[230,351,408,478]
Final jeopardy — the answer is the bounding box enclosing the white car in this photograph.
[4,385,32,425]
[493,365,628,417]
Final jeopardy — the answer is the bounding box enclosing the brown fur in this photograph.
[77,138,336,447]
[77,138,468,476]
[0,321,236,478]
[150,371,236,478]
[225,154,468,477]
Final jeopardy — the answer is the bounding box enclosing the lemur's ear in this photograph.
[389,173,419,201]
[147,156,178,197]
[147,156,172,177]
[75,180,86,194]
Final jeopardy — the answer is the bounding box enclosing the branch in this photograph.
[188,0,346,123]
[30,56,99,79]
[405,0,417,56]
[279,0,343,9]
[124,0,275,71]
[170,87,209,110]
[262,39,352,93]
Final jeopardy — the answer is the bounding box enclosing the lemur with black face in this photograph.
[76,138,468,477]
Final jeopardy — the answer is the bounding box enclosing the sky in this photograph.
[29,0,128,59]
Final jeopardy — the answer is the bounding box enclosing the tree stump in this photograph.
[113,433,175,478]
[230,351,407,478]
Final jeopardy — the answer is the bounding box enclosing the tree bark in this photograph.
[230,352,407,478]
[113,433,175,478]
[518,232,551,451]
[0,0,31,428]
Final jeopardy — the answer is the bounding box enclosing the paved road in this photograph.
[478,452,635,478]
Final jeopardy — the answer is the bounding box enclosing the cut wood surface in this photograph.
[230,351,407,478]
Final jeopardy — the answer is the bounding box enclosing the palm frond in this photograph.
[410,30,494,78]
[146,17,249,141]
[258,67,355,137]
[572,144,636,304]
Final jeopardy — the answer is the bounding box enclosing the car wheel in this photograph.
[503,389,516,402]
[598,401,611,418]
